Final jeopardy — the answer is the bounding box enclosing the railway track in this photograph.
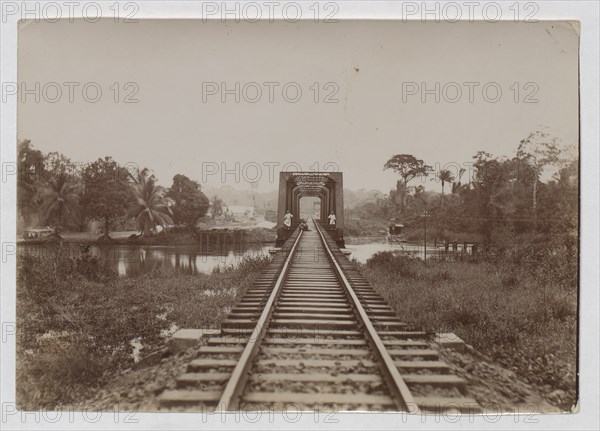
[159,219,481,413]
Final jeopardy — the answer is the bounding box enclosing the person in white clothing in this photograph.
[327,212,336,230]
[283,211,293,230]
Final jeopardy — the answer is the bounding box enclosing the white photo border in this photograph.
[1,1,598,430]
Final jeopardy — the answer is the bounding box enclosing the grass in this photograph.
[16,247,271,410]
[17,233,578,410]
[356,250,578,410]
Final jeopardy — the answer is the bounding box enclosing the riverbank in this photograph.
[344,213,482,243]
[17,227,277,246]
[355,251,578,411]
[16,250,271,410]
[16,233,578,411]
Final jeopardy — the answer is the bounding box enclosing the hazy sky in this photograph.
[18,19,579,193]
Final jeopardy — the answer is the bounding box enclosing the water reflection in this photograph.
[19,242,272,276]
[345,241,442,263]
[107,245,272,276]
[20,239,462,275]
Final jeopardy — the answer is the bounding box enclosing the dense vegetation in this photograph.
[346,131,577,249]
[17,140,210,237]
[358,250,577,410]
[348,130,579,410]
[16,130,578,411]
[16,248,270,409]
[15,139,272,409]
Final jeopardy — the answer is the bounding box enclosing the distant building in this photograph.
[225,206,255,218]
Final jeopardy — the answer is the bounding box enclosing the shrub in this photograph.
[430,268,453,283]
[17,340,105,410]
[357,249,578,410]
[17,249,271,409]
[366,252,419,278]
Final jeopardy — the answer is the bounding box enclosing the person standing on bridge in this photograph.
[283,210,293,230]
[328,211,336,230]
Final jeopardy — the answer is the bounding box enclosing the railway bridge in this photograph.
[275,171,345,247]
[158,215,481,413]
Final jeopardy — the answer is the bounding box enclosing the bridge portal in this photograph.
[275,172,344,247]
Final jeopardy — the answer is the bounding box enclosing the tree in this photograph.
[211,195,223,219]
[126,169,173,236]
[388,180,403,214]
[411,185,427,210]
[165,174,209,228]
[462,151,534,244]
[464,151,510,244]
[17,140,45,227]
[81,157,132,239]
[437,169,455,208]
[383,154,431,217]
[517,131,561,216]
[451,168,466,194]
[44,151,77,183]
[536,157,578,235]
[38,173,82,232]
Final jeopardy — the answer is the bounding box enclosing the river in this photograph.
[19,237,463,276]
[19,242,273,276]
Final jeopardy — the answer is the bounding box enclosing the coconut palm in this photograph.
[126,169,173,236]
[38,173,82,233]
[437,169,455,209]
[451,168,466,194]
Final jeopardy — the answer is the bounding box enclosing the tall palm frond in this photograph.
[126,170,173,234]
[38,174,82,229]
[437,169,455,209]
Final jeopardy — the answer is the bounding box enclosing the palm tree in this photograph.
[38,173,82,234]
[437,169,455,209]
[126,169,173,236]
[451,168,466,194]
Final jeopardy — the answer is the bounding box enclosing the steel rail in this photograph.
[217,229,304,411]
[313,219,420,413]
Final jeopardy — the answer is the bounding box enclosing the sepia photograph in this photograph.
[1,1,597,429]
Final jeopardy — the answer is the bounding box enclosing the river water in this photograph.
[19,242,273,276]
[19,238,458,276]
[21,237,450,362]
[344,241,445,263]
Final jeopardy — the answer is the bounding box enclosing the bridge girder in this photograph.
[276,172,344,246]
[292,186,327,219]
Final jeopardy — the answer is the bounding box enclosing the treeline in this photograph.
[17,140,213,237]
[374,131,578,248]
